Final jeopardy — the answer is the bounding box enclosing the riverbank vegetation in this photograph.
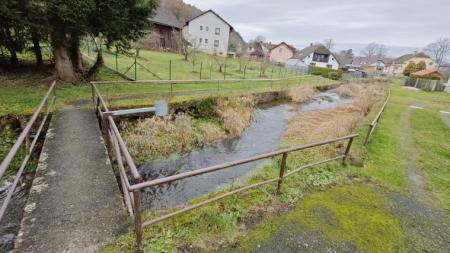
[101,80,396,252]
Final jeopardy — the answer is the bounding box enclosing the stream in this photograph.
[138,91,352,210]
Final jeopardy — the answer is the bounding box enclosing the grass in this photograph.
[0,64,336,117]
[228,184,405,253]
[410,110,450,209]
[84,47,299,81]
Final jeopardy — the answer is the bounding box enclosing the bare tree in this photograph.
[254,35,266,43]
[361,43,388,58]
[175,31,199,61]
[424,38,450,68]
[323,39,335,50]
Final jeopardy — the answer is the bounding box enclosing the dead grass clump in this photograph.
[122,114,225,164]
[337,83,363,98]
[285,82,388,159]
[286,86,315,103]
[215,95,256,137]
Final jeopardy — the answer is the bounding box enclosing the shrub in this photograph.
[286,86,315,103]
[328,71,340,80]
[215,95,255,137]
[310,66,343,80]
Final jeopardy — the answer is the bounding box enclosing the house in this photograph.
[385,52,437,76]
[249,42,269,62]
[137,5,182,51]
[182,10,233,56]
[268,42,297,64]
[289,43,340,70]
[351,57,390,75]
[411,69,443,79]
[285,58,308,72]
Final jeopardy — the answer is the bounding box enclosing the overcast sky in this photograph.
[184,0,450,57]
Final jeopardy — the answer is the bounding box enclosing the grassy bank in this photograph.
[84,47,298,81]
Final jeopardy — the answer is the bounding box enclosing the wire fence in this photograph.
[82,42,305,82]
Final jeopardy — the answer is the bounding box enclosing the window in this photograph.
[205,39,208,44]
[310,62,316,66]
[326,64,332,69]
[200,26,203,31]
[206,26,209,31]
[279,48,282,53]
[199,38,203,43]
[214,40,219,48]
[312,53,330,63]
[215,28,220,35]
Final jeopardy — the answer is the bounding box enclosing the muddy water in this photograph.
[139,91,352,210]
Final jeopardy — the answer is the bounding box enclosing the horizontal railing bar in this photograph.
[109,130,134,216]
[91,83,109,112]
[107,116,141,180]
[111,107,156,117]
[130,134,357,191]
[0,81,56,179]
[141,154,345,227]
[0,109,51,221]
[142,177,279,227]
[91,78,291,85]
[284,155,345,178]
[370,88,390,126]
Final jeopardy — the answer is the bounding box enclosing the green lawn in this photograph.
[84,47,300,81]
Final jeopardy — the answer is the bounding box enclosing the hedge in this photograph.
[310,66,343,79]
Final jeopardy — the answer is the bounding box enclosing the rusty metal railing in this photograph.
[0,81,57,222]
[364,87,391,146]
[91,82,358,252]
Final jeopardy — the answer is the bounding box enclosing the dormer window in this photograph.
[312,53,330,63]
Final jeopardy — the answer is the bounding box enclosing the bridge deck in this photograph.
[14,107,127,253]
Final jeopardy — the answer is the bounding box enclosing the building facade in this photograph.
[182,10,232,56]
[385,53,437,76]
[290,44,339,70]
[269,42,297,64]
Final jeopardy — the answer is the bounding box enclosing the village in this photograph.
[0,0,450,253]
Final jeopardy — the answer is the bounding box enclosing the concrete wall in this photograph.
[183,12,231,56]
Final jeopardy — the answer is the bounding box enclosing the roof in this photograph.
[269,42,297,54]
[352,56,391,66]
[412,69,443,77]
[291,43,341,65]
[150,5,182,29]
[394,52,431,63]
[292,44,332,60]
[184,9,234,31]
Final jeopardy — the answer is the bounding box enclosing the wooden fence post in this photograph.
[133,178,143,253]
[276,153,288,195]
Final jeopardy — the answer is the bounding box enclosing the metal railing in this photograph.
[91,82,357,252]
[0,81,57,221]
[364,87,391,146]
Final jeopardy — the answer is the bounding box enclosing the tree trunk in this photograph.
[8,49,18,65]
[70,38,83,72]
[51,32,78,83]
[31,32,43,66]
[86,49,104,79]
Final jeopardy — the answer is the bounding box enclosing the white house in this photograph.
[182,10,233,56]
[289,43,340,70]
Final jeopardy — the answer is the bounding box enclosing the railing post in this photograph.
[217,80,220,93]
[363,125,373,146]
[343,137,355,163]
[276,153,288,195]
[133,178,144,253]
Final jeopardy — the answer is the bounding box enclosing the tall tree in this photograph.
[425,38,450,68]
[323,39,335,50]
[0,0,28,65]
[361,42,387,58]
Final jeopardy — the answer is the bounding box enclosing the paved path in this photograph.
[14,108,127,253]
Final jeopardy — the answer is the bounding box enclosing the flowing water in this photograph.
[138,91,352,210]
